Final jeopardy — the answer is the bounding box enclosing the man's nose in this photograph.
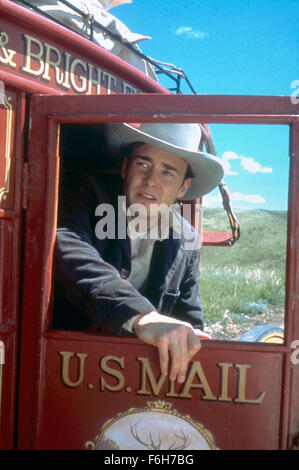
[143,168,159,186]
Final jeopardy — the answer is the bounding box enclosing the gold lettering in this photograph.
[59,351,88,388]
[62,52,71,89]
[0,32,17,68]
[22,34,44,76]
[100,355,125,392]
[93,67,103,94]
[86,63,94,95]
[217,362,233,402]
[102,71,117,94]
[16,33,127,95]
[122,82,138,94]
[165,379,180,398]
[136,357,166,396]
[234,363,266,404]
[42,42,63,83]
[180,361,217,400]
[70,58,87,93]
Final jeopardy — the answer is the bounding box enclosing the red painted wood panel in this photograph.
[0,88,25,449]
[35,333,283,450]
[16,93,299,450]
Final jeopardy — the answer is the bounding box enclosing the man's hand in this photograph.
[133,311,204,384]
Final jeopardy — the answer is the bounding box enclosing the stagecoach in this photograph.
[0,0,298,450]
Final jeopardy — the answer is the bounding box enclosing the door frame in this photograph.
[17,93,299,449]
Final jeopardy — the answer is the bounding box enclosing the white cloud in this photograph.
[222,151,239,160]
[240,157,272,174]
[219,151,273,175]
[203,191,266,207]
[230,192,266,204]
[202,195,221,207]
[221,151,239,175]
[203,150,270,208]
[175,26,208,39]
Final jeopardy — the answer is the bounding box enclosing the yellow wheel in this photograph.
[240,325,284,343]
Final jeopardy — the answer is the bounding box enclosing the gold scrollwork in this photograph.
[0,94,13,203]
[85,400,219,450]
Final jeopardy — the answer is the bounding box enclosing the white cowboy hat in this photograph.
[105,122,224,200]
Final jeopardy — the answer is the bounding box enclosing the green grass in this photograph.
[199,209,287,339]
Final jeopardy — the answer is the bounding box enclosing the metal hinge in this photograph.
[22,161,30,210]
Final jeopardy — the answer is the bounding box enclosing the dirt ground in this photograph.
[204,307,284,341]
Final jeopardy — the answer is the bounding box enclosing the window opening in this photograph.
[200,124,289,342]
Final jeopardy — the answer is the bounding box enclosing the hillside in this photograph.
[200,208,287,270]
[199,209,287,340]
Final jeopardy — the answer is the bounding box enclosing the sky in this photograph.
[110,0,298,211]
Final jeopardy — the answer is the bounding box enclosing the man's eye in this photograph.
[137,161,149,168]
[163,170,174,177]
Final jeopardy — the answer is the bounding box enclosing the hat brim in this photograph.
[105,123,224,200]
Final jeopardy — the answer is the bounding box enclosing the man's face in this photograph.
[121,143,192,213]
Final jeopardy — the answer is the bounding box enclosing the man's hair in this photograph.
[121,142,194,182]
[184,164,194,180]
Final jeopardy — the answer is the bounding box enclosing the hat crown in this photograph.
[132,122,201,152]
[104,122,224,199]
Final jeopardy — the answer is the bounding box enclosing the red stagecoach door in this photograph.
[0,88,26,449]
[17,94,299,450]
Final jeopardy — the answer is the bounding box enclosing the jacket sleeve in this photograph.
[172,249,204,330]
[54,173,156,334]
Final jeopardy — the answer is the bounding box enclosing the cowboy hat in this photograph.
[105,122,224,200]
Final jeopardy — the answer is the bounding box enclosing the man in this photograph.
[53,122,223,384]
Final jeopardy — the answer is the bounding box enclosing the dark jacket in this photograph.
[53,172,203,334]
